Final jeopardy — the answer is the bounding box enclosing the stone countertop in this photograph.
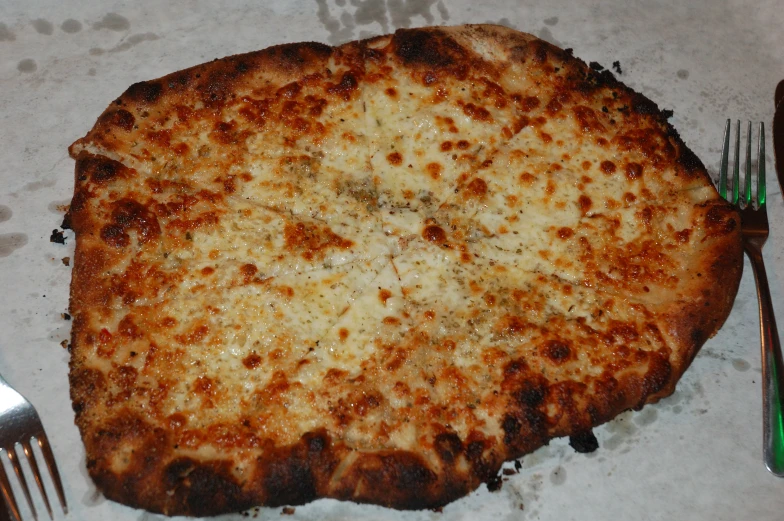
[1,0,783,520]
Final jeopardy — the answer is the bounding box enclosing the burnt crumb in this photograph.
[514,460,522,471]
[50,229,66,244]
[62,313,71,321]
[280,506,295,515]
[612,60,623,74]
[662,109,674,119]
[589,61,605,71]
[60,340,69,349]
[60,214,72,230]
[486,473,503,492]
[569,430,599,453]
[564,48,574,56]
[601,106,608,113]
[61,257,70,266]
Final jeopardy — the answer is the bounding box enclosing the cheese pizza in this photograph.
[65,24,742,516]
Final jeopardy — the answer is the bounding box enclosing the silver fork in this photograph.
[719,120,784,476]
[0,372,67,520]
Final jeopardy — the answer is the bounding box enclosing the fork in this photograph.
[719,119,784,477]
[0,372,67,520]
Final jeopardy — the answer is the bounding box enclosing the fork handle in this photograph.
[745,244,784,476]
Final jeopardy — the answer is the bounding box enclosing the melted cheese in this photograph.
[67,26,737,514]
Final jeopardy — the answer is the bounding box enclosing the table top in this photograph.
[1,1,783,520]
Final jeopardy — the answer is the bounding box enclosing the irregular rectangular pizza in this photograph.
[65,24,742,516]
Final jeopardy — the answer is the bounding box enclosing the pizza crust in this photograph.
[66,25,742,515]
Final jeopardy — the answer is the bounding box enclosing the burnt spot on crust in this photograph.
[584,69,619,92]
[340,451,439,509]
[164,459,250,516]
[499,361,551,454]
[100,224,129,248]
[393,28,466,69]
[124,81,163,104]
[690,327,708,349]
[521,39,550,65]
[501,414,522,446]
[99,109,136,132]
[463,436,498,486]
[100,199,161,248]
[513,379,546,409]
[262,454,317,506]
[165,70,195,92]
[113,200,160,242]
[630,92,660,115]
[188,45,334,109]
[704,204,738,237]
[326,72,359,101]
[542,340,571,363]
[75,153,134,184]
[433,432,463,464]
[306,431,328,454]
[278,41,332,68]
[569,430,599,453]
[666,125,709,180]
[677,145,704,176]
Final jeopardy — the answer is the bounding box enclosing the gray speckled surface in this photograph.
[1,1,783,520]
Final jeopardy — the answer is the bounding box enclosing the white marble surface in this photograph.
[1,0,783,520]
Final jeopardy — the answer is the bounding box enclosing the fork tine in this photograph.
[0,452,22,521]
[21,441,52,520]
[758,122,766,208]
[720,118,731,199]
[35,435,67,514]
[733,119,741,205]
[745,121,753,208]
[6,448,36,521]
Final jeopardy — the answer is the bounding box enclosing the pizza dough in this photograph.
[65,25,742,515]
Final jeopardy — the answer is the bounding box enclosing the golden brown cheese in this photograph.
[66,25,742,516]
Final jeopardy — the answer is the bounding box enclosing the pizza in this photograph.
[65,24,742,516]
